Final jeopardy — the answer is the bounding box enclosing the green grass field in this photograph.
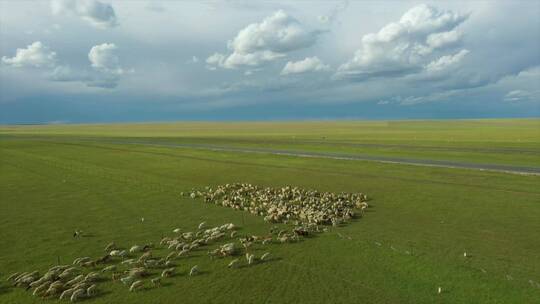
[1,119,539,303]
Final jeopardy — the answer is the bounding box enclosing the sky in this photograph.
[0,0,539,123]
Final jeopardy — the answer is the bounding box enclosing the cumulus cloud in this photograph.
[281,56,330,75]
[49,43,127,88]
[2,41,57,68]
[88,43,124,75]
[51,0,118,29]
[337,4,469,80]
[503,90,533,102]
[425,49,469,72]
[378,90,458,106]
[207,10,321,69]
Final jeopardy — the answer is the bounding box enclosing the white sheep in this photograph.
[101,265,116,273]
[129,245,142,253]
[121,258,136,265]
[86,284,97,296]
[66,275,84,287]
[151,277,161,287]
[70,288,86,302]
[189,265,199,276]
[198,222,206,230]
[104,242,116,252]
[161,267,175,278]
[173,228,181,233]
[260,252,270,261]
[120,276,135,286]
[227,259,239,268]
[32,282,50,296]
[247,254,255,265]
[129,280,144,292]
[58,288,74,300]
[6,272,20,281]
[166,252,176,261]
[84,272,99,282]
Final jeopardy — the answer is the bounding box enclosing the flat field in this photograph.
[0,119,539,303]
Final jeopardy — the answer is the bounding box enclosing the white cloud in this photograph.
[1,41,57,68]
[337,4,469,80]
[426,30,462,50]
[51,0,118,29]
[48,43,127,89]
[207,10,321,69]
[425,49,469,72]
[281,56,330,75]
[88,43,124,75]
[504,90,532,102]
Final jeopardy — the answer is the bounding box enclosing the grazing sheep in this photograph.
[7,272,20,281]
[59,288,74,300]
[137,251,152,263]
[160,237,172,246]
[70,288,86,302]
[166,252,176,261]
[260,252,270,261]
[102,265,117,273]
[151,277,161,287]
[109,250,122,256]
[230,231,237,238]
[81,261,96,268]
[438,287,442,294]
[66,275,84,287]
[84,272,100,282]
[120,276,135,286]
[173,228,181,233]
[143,243,154,251]
[73,257,91,265]
[86,284,97,296]
[177,249,189,257]
[32,282,50,296]
[111,272,122,281]
[49,280,64,290]
[96,254,111,264]
[198,222,206,230]
[129,280,144,292]
[128,267,148,278]
[121,259,136,265]
[227,259,239,268]
[130,245,142,253]
[161,268,174,278]
[247,254,255,265]
[104,242,116,252]
[189,265,198,276]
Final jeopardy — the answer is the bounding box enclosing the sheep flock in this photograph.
[5,184,369,302]
[187,183,369,227]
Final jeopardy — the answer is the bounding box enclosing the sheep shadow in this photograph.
[0,285,12,295]
[158,281,174,288]
[84,290,113,300]
[236,257,282,269]
[190,270,210,276]
[176,254,200,260]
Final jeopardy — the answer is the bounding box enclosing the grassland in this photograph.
[0,119,539,303]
